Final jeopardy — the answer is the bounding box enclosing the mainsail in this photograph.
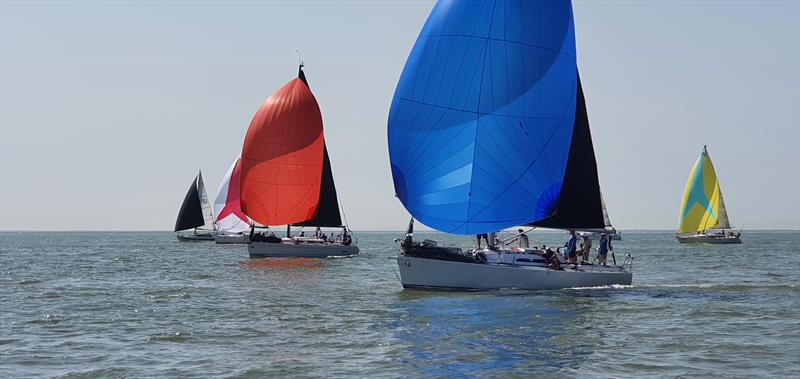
[196,171,215,231]
[678,146,731,233]
[240,66,342,227]
[175,172,212,232]
[388,0,604,234]
[213,156,251,233]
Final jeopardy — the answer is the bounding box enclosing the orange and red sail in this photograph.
[240,68,330,226]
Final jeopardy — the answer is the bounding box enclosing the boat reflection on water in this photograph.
[241,258,324,270]
[390,290,617,376]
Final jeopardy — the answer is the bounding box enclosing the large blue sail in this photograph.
[388,0,579,234]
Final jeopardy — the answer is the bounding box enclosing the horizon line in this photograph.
[1,228,799,233]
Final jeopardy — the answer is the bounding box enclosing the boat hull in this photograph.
[397,255,632,290]
[676,234,741,244]
[215,233,249,244]
[176,233,215,242]
[248,242,359,258]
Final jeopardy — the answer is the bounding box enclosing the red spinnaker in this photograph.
[240,76,325,226]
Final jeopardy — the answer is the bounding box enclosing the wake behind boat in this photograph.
[174,171,216,241]
[387,0,631,290]
[240,64,358,258]
[676,146,742,244]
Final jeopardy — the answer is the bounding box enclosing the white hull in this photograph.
[397,254,632,290]
[676,234,741,244]
[248,241,359,258]
[215,233,249,244]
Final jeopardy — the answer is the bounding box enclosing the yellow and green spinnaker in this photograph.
[678,147,730,234]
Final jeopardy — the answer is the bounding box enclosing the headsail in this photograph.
[213,156,252,233]
[389,0,605,234]
[196,171,215,230]
[240,65,342,227]
[601,192,612,228]
[678,146,730,233]
[174,173,206,232]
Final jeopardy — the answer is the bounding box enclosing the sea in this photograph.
[1,231,798,378]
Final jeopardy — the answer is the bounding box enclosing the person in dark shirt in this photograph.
[565,230,578,266]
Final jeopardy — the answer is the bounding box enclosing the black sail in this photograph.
[529,75,605,229]
[174,175,206,232]
[294,144,343,227]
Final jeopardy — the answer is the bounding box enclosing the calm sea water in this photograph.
[1,231,798,378]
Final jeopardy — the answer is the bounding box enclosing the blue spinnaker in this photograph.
[388,0,579,234]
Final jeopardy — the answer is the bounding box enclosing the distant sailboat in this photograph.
[213,156,252,244]
[175,171,216,241]
[240,65,358,258]
[676,146,741,243]
[389,0,632,290]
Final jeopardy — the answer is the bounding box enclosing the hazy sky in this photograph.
[1,0,798,231]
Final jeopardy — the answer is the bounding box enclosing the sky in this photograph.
[1,0,798,231]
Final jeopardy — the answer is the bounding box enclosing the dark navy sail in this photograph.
[174,175,205,232]
[388,0,578,234]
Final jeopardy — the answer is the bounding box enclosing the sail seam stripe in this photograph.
[399,35,447,166]
[399,24,477,177]
[419,34,576,59]
[403,110,463,181]
[394,97,574,119]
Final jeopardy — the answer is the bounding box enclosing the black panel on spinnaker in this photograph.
[294,144,343,227]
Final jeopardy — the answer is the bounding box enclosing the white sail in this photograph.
[196,171,216,231]
[712,188,731,230]
[600,191,612,228]
[213,156,251,233]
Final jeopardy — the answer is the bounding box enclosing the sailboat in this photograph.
[174,171,216,241]
[388,0,632,290]
[213,156,252,244]
[239,65,359,258]
[676,146,741,243]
